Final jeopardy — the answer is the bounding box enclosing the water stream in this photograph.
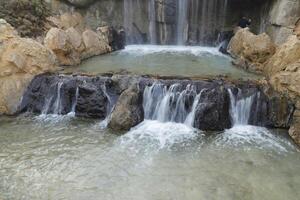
[0,114,299,200]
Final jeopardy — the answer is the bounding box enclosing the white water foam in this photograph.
[120,120,201,150]
[122,45,228,57]
[214,125,296,153]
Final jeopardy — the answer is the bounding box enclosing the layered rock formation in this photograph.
[0,19,57,114]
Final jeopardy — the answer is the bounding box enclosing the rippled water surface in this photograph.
[67,45,259,79]
[0,115,300,200]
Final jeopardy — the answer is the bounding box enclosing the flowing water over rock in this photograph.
[123,0,229,44]
[2,73,297,199]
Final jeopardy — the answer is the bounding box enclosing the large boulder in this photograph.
[81,29,111,60]
[44,12,111,66]
[0,19,57,114]
[44,27,81,66]
[228,28,276,73]
[108,85,144,131]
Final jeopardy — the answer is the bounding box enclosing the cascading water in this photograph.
[228,89,255,126]
[70,87,79,114]
[177,0,188,45]
[124,0,228,45]
[148,0,157,44]
[53,82,63,115]
[143,82,205,127]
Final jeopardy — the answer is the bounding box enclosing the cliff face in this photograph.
[46,0,282,45]
[265,0,300,44]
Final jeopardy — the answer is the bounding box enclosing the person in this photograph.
[238,17,251,28]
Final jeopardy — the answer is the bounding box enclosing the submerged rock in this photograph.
[108,85,144,131]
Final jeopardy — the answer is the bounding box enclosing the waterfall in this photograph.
[71,87,79,114]
[148,0,157,44]
[184,89,205,127]
[143,82,205,126]
[124,0,134,43]
[123,0,229,45]
[177,0,188,45]
[228,89,255,126]
[53,82,63,115]
[100,84,114,128]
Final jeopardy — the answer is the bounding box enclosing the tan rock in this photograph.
[44,27,80,66]
[294,18,300,39]
[228,28,276,73]
[265,35,300,75]
[0,19,57,114]
[289,109,300,146]
[82,29,111,60]
[60,12,85,32]
[65,27,84,52]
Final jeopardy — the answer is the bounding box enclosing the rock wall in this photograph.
[265,0,300,45]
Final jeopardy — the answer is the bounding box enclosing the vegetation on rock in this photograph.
[0,0,50,37]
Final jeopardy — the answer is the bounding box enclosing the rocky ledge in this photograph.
[19,73,294,133]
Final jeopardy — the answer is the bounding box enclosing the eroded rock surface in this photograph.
[44,12,111,66]
[228,28,276,73]
[0,20,57,114]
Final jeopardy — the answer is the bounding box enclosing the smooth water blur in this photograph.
[1,115,300,200]
[67,45,259,79]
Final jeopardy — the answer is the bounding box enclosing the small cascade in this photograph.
[70,87,79,114]
[143,82,204,126]
[53,82,64,115]
[184,90,205,127]
[100,84,114,128]
[41,96,53,115]
[228,89,255,126]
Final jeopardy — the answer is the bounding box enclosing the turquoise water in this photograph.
[68,45,259,80]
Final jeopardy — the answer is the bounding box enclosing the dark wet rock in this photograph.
[19,74,118,119]
[194,87,231,131]
[19,73,294,132]
[108,85,144,131]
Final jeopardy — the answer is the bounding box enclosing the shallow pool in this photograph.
[67,45,259,80]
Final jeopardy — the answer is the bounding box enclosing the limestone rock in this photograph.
[81,29,111,60]
[0,20,57,114]
[108,86,144,131]
[44,27,80,66]
[289,108,300,146]
[294,19,300,39]
[228,28,276,73]
[266,35,300,76]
